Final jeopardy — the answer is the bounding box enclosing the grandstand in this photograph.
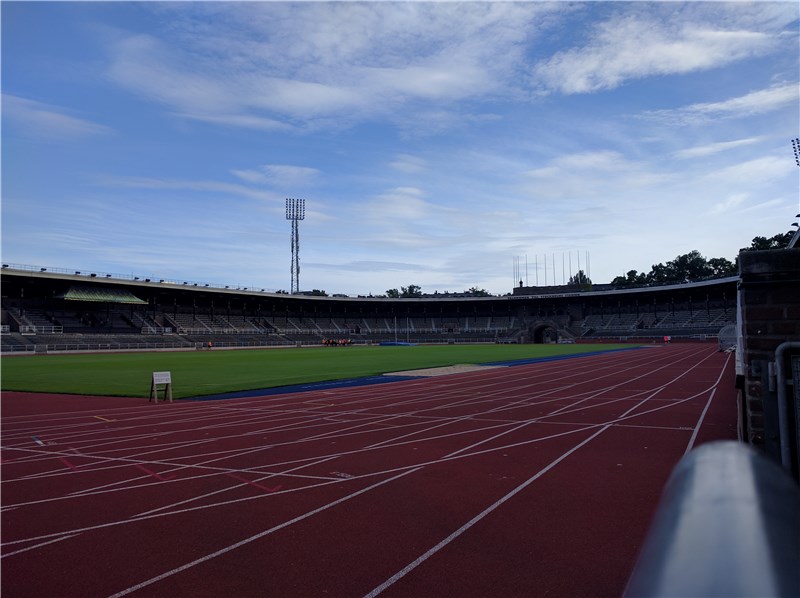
[0,265,737,353]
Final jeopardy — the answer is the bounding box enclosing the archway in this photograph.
[530,321,559,344]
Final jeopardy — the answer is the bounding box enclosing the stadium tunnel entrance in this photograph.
[529,321,559,344]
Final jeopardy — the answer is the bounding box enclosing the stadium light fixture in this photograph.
[286,198,306,294]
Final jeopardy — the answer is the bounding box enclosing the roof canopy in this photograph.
[59,286,147,304]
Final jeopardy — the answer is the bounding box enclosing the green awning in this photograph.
[59,286,147,304]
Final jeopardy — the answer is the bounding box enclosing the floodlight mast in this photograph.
[285,198,306,294]
[789,139,800,248]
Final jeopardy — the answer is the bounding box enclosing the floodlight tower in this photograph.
[790,139,800,248]
[285,198,306,294]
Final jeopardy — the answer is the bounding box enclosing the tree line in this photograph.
[610,230,794,289]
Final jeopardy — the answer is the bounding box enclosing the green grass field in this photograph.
[1,343,634,399]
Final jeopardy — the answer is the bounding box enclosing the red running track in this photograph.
[1,344,737,597]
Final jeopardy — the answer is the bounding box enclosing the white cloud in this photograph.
[94,175,280,203]
[3,94,112,139]
[366,187,432,222]
[390,154,428,174]
[231,164,321,187]
[709,193,748,216]
[176,112,290,132]
[673,137,766,159]
[704,155,792,186]
[534,12,781,94]
[642,83,799,125]
[102,2,561,131]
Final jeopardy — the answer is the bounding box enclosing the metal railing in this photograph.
[625,441,800,597]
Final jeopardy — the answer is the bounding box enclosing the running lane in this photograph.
[1,344,737,597]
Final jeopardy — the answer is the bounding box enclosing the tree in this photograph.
[707,257,736,277]
[400,284,422,298]
[611,269,647,288]
[568,270,591,285]
[647,262,672,284]
[467,287,491,297]
[385,288,400,298]
[742,231,793,252]
[667,250,712,282]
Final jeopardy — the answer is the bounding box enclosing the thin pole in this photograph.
[569,252,572,283]
[587,251,591,281]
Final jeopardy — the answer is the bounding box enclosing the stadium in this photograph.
[3,2,799,595]
[2,243,798,596]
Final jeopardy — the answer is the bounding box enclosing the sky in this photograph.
[2,1,799,296]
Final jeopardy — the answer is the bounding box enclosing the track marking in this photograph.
[107,467,422,598]
[364,350,717,597]
[364,426,609,597]
[93,416,114,422]
[226,473,282,493]
[134,464,176,482]
[0,534,78,559]
[684,351,731,454]
[133,455,341,517]
[58,457,77,471]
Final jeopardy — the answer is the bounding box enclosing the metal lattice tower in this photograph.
[285,198,305,294]
[789,139,800,248]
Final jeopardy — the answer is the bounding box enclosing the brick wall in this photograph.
[738,248,800,464]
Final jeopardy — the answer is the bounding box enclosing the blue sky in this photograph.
[2,1,798,296]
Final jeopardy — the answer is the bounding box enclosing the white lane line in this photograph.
[1,534,78,559]
[134,455,341,517]
[684,351,731,455]
[106,467,423,598]
[363,348,717,597]
[363,426,609,598]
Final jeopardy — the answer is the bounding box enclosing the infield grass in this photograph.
[1,343,636,399]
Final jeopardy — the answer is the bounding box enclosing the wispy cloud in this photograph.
[3,94,112,139]
[709,193,748,216]
[389,154,428,174]
[672,136,766,159]
[102,2,561,132]
[230,164,321,187]
[642,83,798,125]
[534,9,783,95]
[94,175,280,203]
[304,260,425,273]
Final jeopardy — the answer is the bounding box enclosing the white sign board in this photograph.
[152,371,172,385]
